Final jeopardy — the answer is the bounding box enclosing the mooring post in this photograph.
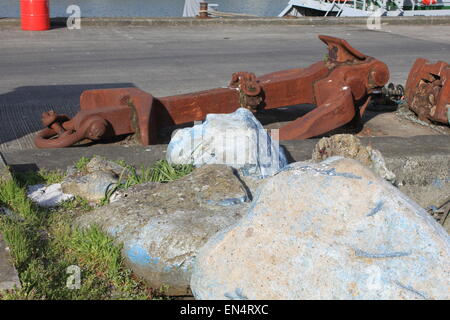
[198,2,209,19]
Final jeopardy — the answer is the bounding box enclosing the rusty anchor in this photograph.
[405,58,450,125]
[34,35,390,149]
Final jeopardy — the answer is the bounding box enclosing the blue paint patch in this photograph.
[325,168,362,179]
[432,177,450,188]
[163,265,173,272]
[277,165,361,180]
[206,196,248,207]
[163,263,190,273]
[393,280,428,299]
[432,178,444,188]
[127,245,160,266]
[367,201,384,217]
[224,288,248,300]
[426,205,439,213]
[217,197,247,206]
[354,248,411,259]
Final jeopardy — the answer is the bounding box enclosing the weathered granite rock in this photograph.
[84,156,131,177]
[109,182,160,203]
[385,154,450,209]
[167,108,288,177]
[61,171,118,202]
[61,156,130,202]
[0,234,21,291]
[312,134,396,183]
[76,164,251,295]
[27,183,74,207]
[191,157,450,300]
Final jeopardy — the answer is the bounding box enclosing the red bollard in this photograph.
[20,0,50,31]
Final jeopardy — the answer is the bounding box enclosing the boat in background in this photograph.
[279,0,450,17]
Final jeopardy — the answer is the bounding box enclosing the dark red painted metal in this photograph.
[34,35,390,148]
[405,58,449,125]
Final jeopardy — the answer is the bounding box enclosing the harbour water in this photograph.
[0,0,287,18]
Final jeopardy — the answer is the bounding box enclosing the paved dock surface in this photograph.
[1,24,449,151]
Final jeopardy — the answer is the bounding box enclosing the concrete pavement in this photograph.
[0,24,449,150]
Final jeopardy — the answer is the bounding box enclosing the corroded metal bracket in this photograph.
[34,35,390,148]
[405,58,450,125]
[35,88,156,148]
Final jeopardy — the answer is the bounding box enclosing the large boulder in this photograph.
[76,164,251,296]
[191,157,450,300]
[166,108,288,177]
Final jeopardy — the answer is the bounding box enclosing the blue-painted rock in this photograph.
[191,157,450,300]
[166,108,288,177]
[76,164,251,295]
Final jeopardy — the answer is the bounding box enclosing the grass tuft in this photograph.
[14,169,65,186]
[148,160,194,183]
[101,160,194,205]
[0,158,191,299]
[74,156,91,172]
[0,175,151,300]
[0,179,35,220]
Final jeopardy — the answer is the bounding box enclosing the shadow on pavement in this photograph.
[0,83,136,146]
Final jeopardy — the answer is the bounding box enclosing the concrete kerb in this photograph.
[0,16,450,29]
[0,234,21,292]
[2,136,449,171]
[1,135,449,208]
[0,154,21,292]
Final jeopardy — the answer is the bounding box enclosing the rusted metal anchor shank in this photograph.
[35,35,389,148]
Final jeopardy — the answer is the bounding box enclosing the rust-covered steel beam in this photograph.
[405,58,450,125]
[34,35,390,149]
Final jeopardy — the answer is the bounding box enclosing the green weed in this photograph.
[0,176,150,300]
[101,160,194,204]
[13,169,65,186]
[0,159,191,299]
[74,156,91,172]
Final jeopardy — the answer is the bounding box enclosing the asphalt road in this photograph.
[1,24,449,150]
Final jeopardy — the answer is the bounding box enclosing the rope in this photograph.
[396,100,450,135]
